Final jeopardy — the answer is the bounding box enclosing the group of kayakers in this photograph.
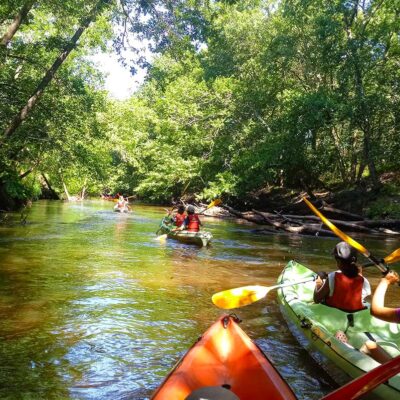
[314,241,400,363]
[166,204,202,232]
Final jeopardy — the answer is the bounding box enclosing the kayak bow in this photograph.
[151,315,297,400]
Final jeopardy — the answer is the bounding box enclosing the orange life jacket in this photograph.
[325,272,366,312]
[187,214,200,232]
[175,213,185,227]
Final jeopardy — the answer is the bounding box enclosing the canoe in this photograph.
[158,217,212,246]
[276,260,400,400]
[114,208,130,213]
[167,230,212,247]
[113,205,131,213]
[151,315,297,400]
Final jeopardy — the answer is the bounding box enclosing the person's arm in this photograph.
[371,271,400,323]
[313,276,330,303]
[172,216,187,231]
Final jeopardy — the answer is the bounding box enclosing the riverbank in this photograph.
[200,184,400,238]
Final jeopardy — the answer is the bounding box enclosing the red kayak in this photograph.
[151,315,297,400]
[151,314,400,400]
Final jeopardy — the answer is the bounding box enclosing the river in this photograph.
[0,200,398,399]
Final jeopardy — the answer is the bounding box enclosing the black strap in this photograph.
[364,332,376,342]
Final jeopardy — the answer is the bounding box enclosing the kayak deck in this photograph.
[151,315,296,400]
[277,260,400,399]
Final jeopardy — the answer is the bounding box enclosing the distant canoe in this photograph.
[113,206,131,213]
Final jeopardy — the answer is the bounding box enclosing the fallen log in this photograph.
[252,210,335,237]
[222,205,266,224]
[321,203,364,221]
[279,214,378,234]
[353,219,400,230]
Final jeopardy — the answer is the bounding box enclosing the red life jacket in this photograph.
[175,213,185,227]
[187,214,200,232]
[325,272,366,312]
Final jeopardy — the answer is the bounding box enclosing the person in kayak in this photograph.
[315,242,392,363]
[314,241,371,312]
[172,205,202,232]
[173,205,186,228]
[114,195,130,212]
[371,270,400,323]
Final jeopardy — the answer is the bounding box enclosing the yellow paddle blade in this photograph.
[384,248,400,264]
[207,199,222,209]
[156,234,168,241]
[212,285,270,309]
[303,197,370,257]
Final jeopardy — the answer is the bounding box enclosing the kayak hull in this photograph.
[151,315,296,400]
[277,260,400,400]
[167,230,212,247]
[113,206,131,213]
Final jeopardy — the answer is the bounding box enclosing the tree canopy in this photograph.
[1,0,399,209]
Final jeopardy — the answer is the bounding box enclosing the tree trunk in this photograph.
[1,0,109,143]
[41,173,59,199]
[62,181,71,201]
[1,0,35,46]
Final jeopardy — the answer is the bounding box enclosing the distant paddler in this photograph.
[113,195,131,213]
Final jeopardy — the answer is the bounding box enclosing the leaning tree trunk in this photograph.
[1,0,36,46]
[1,0,110,143]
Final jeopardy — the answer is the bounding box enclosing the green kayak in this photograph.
[157,217,212,247]
[277,260,400,400]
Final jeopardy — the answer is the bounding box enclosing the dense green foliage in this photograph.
[1,0,400,209]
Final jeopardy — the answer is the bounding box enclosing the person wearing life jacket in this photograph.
[173,205,202,232]
[114,195,130,212]
[313,241,371,312]
[173,205,186,228]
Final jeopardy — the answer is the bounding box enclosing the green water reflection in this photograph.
[0,200,399,399]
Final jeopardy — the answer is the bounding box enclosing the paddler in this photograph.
[313,241,371,312]
[172,205,202,232]
[314,241,392,363]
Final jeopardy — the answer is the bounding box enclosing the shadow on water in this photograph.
[0,200,399,399]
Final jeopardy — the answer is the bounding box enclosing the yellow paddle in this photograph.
[212,277,316,309]
[363,247,400,268]
[303,197,389,274]
[384,248,400,264]
[199,198,222,214]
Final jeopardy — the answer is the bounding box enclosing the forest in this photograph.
[1,0,400,217]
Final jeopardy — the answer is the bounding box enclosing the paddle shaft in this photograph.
[303,197,388,274]
[321,355,400,400]
[270,276,316,291]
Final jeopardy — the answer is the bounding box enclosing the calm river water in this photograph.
[0,200,399,399]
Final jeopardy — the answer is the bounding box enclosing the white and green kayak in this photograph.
[167,229,212,247]
[277,260,400,400]
[158,217,212,247]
